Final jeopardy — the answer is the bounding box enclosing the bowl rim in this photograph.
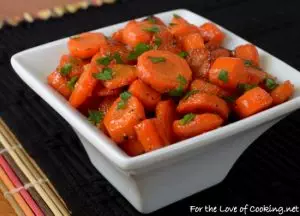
[11,9,300,172]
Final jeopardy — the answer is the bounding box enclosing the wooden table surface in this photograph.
[0,191,16,216]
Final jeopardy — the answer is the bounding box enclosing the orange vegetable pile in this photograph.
[48,14,295,156]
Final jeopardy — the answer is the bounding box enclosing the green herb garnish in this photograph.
[96,56,112,66]
[147,16,156,24]
[148,56,166,63]
[60,63,72,76]
[178,51,188,58]
[183,90,199,100]
[218,69,228,83]
[88,110,104,125]
[67,76,78,90]
[222,95,236,103]
[173,14,180,19]
[93,67,113,80]
[127,43,152,60]
[180,113,196,125]
[117,91,132,110]
[238,83,257,92]
[265,78,278,91]
[169,23,177,26]
[244,60,253,67]
[153,37,162,49]
[113,53,123,64]
[143,26,160,33]
[169,75,187,97]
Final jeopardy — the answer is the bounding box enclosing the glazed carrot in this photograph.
[210,48,231,63]
[120,139,145,156]
[112,29,123,42]
[128,79,161,110]
[270,81,294,105]
[208,57,248,90]
[199,22,224,47]
[135,119,164,152]
[104,94,145,143]
[246,66,267,85]
[97,95,118,133]
[77,96,102,116]
[169,15,199,41]
[68,32,107,59]
[137,50,192,93]
[186,48,211,79]
[173,113,223,139]
[234,87,273,118]
[97,86,123,97]
[235,44,260,66]
[141,16,166,26]
[155,100,178,144]
[182,33,205,51]
[190,79,230,97]
[47,71,72,98]
[59,54,84,78]
[69,63,99,108]
[98,64,137,89]
[177,92,230,119]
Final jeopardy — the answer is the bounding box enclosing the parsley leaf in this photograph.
[60,63,72,76]
[183,90,199,100]
[222,95,236,103]
[96,56,112,66]
[143,26,160,33]
[238,83,257,92]
[147,16,156,24]
[148,56,166,63]
[178,51,188,58]
[169,23,177,26]
[88,110,104,125]
[127,43,152,60]
[218,69,228,83]
[169,75,187,97]
[93,68,113,80]
[117,91,132,110]
[67,76,78,90]
[173,14,181,19]
[180,113,196,125]
[177,74,187,86]
[244,60,253,67]
[153,37,162,49]
[265,78,278,91]
[113,53,124,64]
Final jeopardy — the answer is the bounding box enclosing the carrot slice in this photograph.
[246,66,267,85]
[58,54,84,78]
[141,16,166,26]
[210,48,231,63]
[177,92,230,119]
[97,87,123,97]
[112,29,123,42]
[208,57,248,90]
[199,22,224,47]
[186,48,211,79]
[173,113,223,139]
[100,64,137,89]
[97,95,118,133]
[120,139,145,156]
[190,79,230,97]
[69,63,99,108]
[234,87,273,118]
[235,44,260,66]
[128,79,161,110]
[182,33,205,51]
[47,71,72,98]
[169,15,199,41]
[155,100,178,144]
[270,81,294,105]
[68,32,107,59]
[135,119,164,152]
[104,95,145,143]
[137,50,192,93]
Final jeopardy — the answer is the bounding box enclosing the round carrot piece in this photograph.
[177,92,230,119]
[199,22,224,47]
[155,100,178,144]
[208,57,248,90]
[47,71,72,98]
[120,139,145,157]
[128,79,161,110]
[141,16,166,26]
[186,48,211,79]
[190,79,230,97]
[97,87,123,97]
[97,95,118,133]
[169,15,199,41]
[270,81,294,105]
[135,118,164,152]
[68,32,107,59]
[173,113,223,139]
[210,48,231,63]
[104,95,145,143]
[112,29,123,42]
[182,33,205,51]
[137,50,192,93]
[58,54,84,78]
[246,67,267,85]
[234,87,273,118]
[69,63,99,108]
[235,44,260,66]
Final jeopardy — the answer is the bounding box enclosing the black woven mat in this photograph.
[1,0,300,215]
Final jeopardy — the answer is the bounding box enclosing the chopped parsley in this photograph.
[147,16,156,24]
[60,63,72,76]
[265,78,278,91]
[148,56,166,63]
[127,43,152,60]
[169,23,177,26]
[96,56,112,66]
[88,110,104,125]
[178,51,188,58]
[218,69,228,83]
[93,67,113,80]
[183,89,199,100]
[238,83,257,92]
[173,14,181,19]
[113,53,124,64]
[143,26,160,33]
[169,75,187,97]
[180,113,196,125]
[117,91,132,110]
[222,95,236,103]
[67,76,78,90]
[153,37,162,49]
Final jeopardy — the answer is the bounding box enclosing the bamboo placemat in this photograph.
[0,118,71,216]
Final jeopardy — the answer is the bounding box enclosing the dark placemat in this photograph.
[1,0,300,215]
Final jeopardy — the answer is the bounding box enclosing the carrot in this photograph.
[141,16,166,26]
[47,71,72,98]
[270,81,294,105]
[77,96,102,116]
[97,86,123,97]
[98,64,137,89]
[68,32,107,59]
[135,119,164,152]
[199,22,224,47]
[208,57,248,90]
[128,79,161,110]
[177,92,230,119]
[235,44,259,66]
[169,15,199,41]
[182,33,205,51]
[69,63,99,108]
[112,29,123,42]
[246,66,267,85]
[137,50,192,93]
[104,94,145,143]
[97,95,118,133]
[120,139,145,156]
[186,48,211,79]
[210,48,231,63]
[234,87,273,118]
[173,113,223,139]
[155,100,178,144]
[190,79,230,97]
[58,54,84,78]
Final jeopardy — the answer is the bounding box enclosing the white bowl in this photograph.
[11,9,300,213]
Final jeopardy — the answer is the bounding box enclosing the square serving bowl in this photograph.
[11,9,300,213]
